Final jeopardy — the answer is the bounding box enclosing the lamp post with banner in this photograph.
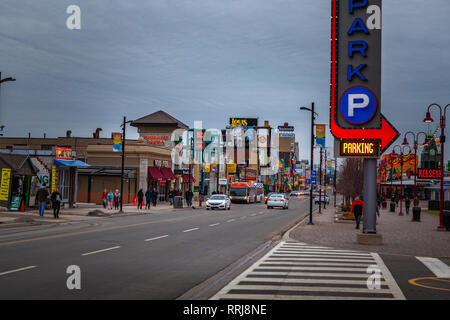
[392,144,411,216]
[402,132,428,206]
[423,103,450,230]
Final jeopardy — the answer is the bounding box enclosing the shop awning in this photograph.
[182,174,196,183]
[53,159,90,167]
[148,166,164,180]
[160,167,176,180]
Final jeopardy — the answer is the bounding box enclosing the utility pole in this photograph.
[323,149,327,210]
[334,158,337,207]
[319,147,322,214]
[300,103,317,225]
[119,116,133,213]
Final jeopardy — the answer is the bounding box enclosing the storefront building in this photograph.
[0,153,37,210]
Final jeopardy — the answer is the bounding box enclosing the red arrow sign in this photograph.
[330,0,399,153]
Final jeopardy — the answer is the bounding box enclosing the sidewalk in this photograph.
[0,202,181,226]
[289,204,450,258]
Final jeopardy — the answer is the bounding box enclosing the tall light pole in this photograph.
[392,144,411,216]
[0,72,16,130]
[300,103,318,225]
[119,116,134,213]
[402,132,428,206]
[423,104,450,230]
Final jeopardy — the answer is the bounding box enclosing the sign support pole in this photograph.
[362,158,377,233]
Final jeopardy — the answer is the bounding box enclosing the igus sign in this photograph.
[336,0,382,129]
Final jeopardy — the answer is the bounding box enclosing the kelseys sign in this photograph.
[417,169,442,180]
[331,0,399,155]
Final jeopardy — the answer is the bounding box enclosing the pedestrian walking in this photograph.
[107,190,114,210]
[405,197,411,215]
[50,189,62,219]
[151,188,158,207]
[350,194,364,230]
[168,188,175,205]
[137,189,144,210]
[145,189,152,210]
[101,189,107,209]
[36,185,49,217]
[114,189,121,210]
[186,189,193,207]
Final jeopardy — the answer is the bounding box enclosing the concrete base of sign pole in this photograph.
[356,232,383,245]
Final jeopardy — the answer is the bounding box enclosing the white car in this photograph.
[267,194,289,210]
[206,195,231,210]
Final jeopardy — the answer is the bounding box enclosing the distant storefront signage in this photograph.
[417,168,442,180]
[229,118,258,127]
[204,163,211,173]
[112,132,122,152]
[0,168,11,201]
[51,166,57,193]
[141,133,173,147]
[226,164,236,173]
[55,147,72,160]
[219,178,228,186]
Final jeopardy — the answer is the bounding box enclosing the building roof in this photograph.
[0,153,38,175]
[131,110,188,129]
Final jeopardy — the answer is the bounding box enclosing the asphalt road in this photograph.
[0,197,312,299]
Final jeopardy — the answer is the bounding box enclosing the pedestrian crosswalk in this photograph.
[211,241,405,300]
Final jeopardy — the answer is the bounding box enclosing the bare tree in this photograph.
[337,158,364,206]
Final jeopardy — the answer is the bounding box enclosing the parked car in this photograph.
[206,195,231,210]
[290,191,301,197]
[267,194,289,209]
[315,194,330,204]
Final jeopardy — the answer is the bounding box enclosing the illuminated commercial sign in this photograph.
[229,118,258,127]
[330,0,399,156]
[417,169,442,180]
[55,147,72,160]
[340,140,379,157]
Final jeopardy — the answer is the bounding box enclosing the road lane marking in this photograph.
[183,228,199,233]
[145,235,169,242]
[251,214,257,216]
[81,246,121,256]
[241,216,247,220]
[209,223,220,227]
[227,219,235,222]
[416,257,450,278]
[0,266,37,277]
[0,213,209,247]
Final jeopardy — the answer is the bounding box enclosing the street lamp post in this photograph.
[403,132,428,206]
[300,103,318,225]
[392,145,411,216]
[0,72,16,131]
[389,149,399,210]
[119,116,134,213]
[423,103,450,230]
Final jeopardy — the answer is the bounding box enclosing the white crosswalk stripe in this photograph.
[210,241,405,300]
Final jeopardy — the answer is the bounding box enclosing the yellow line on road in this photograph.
[408,277,450,292]
[0,214,204,247]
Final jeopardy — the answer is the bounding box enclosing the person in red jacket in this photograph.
[350,194,364,230]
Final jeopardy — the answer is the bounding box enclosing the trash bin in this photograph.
[390,202,396,212]
[173,196,183,208]
[412,206,421,222]
[443,210,450,231]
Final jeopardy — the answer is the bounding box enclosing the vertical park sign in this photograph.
[330,0,399,236]
[331,0,399,157]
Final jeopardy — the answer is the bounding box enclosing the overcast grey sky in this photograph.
[1,0,450,161]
